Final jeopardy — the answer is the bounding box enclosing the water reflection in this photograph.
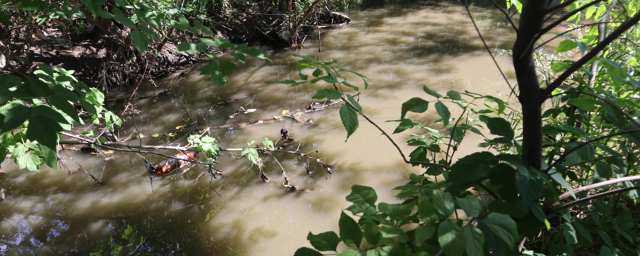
[0,2,516,255]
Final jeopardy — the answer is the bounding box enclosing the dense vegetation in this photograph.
[1,0,640,255]
[291,0,640,255]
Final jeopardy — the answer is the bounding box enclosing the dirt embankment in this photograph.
[0,2,349,92]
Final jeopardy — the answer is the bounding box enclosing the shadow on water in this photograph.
[0,2,517,255]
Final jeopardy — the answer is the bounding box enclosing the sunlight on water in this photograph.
[0,2,517,254]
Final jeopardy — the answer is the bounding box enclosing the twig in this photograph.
[543,11,640,98]
[560,91,640,128]
[543,129,640,173]
[332,84,449,169]
[539,0,605,40]
[465,6,517,98]
[549,185,640,215]
[486,0,518,32]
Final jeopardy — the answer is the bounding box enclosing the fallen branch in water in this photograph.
[201,93,359,130]
[60,131,333,180]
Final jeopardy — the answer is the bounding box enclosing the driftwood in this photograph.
[203,93,359,130]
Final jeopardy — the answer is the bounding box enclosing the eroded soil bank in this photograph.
[0,1,349,91]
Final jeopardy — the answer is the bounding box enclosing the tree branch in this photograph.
[486,0,518,32]
[465,5,517,98]
[549,184,640,215]
[560,91,640,128]
[332,85,449,170]
[539,0,604,38]
[545,0,579,14]
[543,11,640,98]
[543,129,640,173]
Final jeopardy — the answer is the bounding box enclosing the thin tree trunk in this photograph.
[513,0,550,171]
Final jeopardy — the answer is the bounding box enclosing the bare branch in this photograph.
[543,129,640,173]
[486,0,518,32]
[560,91,640,128]
[332,85,449,170]
[549,185,640,215]
[545,0,579,15]
[465,6,517,98]
[543,11,640,98]
[539,0,604,38]
[535,22,613,50]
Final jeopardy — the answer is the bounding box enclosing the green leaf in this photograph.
[340,104,358,141]
[478,213,519,249]
[130,30,150,53]
[230,52,246,64]
[435,101,451,126]
[138,25,161,41]
[562,223,577,245]
[346,185,377,205]
[418,198,440,224]
[307,231,340,251]
[438,220,465,256]
[0,103,29,131]
[464,225,485,256]
[36,143,57,168]
[218,61,239,73]
[448,152,496,190]
[392,119,420,134]
[571,220,593,246]
[242,48,270,60]
[0,76,21,105]
[400,98,429,119]
[48,96,81,123]
[415,225,436,244]
[431,190,455,218]
[571,98,600,111]
[423,85,442,98]
[177,42,201,53]
[312,68,323,77]
[362,221,381,245]
[170,15,190,31]
[312,89,342,100]
[599,246,613,256]
[557,40,578,53]
[339,212,362,248]
[481,117,514,140]
[340,250,360,256]
[516,167,544,202]
[294,247,323,256]
[551,172,576,199]
[210,70,229,87]
[455,195,483,217]
[446,90,461,100]
[378,202,414,221]
[200,63,218,75]
[112,9,136,29]
[0,10,12,25]
[27,106,65,150]
[346,94,362,114]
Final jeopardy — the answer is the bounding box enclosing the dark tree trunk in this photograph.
[513,0,550,171]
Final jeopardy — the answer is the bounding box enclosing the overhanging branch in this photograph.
[543,129,640,173]
[543,11,640,98]
[539,0,604,38]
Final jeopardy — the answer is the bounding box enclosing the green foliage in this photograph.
[298,1,640,254]
[0,64,118,171]
[267,55,368,141]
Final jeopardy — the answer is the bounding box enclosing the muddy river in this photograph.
[1,2,517,255]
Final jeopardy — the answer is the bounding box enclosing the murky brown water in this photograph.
[1,3,517,255]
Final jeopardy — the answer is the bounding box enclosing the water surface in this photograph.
[0,3,516,255]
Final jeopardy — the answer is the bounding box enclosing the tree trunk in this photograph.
[512,0,550,171]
